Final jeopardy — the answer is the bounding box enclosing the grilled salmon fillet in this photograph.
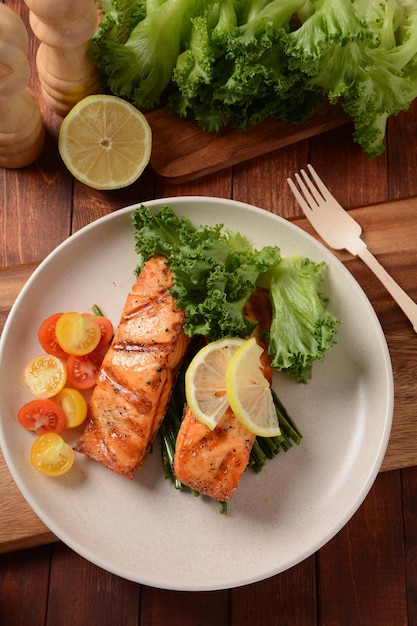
[173,288,273,501]
[75,255,190,478]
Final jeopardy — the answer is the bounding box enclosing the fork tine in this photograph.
[288,164,337,214]
[286,176,312,213]
[296,172,318,209]
[300,168,325,206]
[306,164,334,201]
[287,172,318,212]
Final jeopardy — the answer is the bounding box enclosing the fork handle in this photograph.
[356,245,417,333]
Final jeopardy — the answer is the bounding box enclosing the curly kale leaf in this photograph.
[132,204,281,340]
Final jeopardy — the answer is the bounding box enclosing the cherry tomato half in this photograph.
[24,354,67,399]
[37,313,69,359]
[55,387,88,428]
[66,351,104,390]
[83,313,113,351]
[30,433,75,476]
[55,312,101,356]
[17,398,66,435]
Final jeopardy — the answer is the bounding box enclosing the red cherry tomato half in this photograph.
[83,313,113,351]
[17,398,66,435]
[66,351,104,390]
[37,313,69,359]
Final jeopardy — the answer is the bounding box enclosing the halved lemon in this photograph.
[58,94,152,190]
[225,337,281,437]
[185,338,246,430]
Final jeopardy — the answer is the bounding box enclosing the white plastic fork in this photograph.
[287,164,417,333]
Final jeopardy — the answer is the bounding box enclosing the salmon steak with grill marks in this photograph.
[75,255,190,478]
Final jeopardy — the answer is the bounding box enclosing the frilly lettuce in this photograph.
[286,0,417,157]
[132,204,339,382]
[258,255,339,383]
[93,0,417,158]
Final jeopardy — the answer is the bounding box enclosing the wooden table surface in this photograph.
[1,1,417,624]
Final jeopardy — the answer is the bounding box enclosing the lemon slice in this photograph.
[225,337,280,437]
[58,94,152,190]
[185,338,246,430]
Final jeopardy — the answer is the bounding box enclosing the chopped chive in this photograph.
[92,304,104,316]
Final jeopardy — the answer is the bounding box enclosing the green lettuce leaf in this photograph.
[259,255,340,383]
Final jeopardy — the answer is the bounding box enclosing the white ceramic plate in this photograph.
[0,197,393,591]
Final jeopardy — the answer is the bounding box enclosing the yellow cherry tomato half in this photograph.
[55,387,88,428]
[30,433,75,476]
[55,312,101,356]
[24,354,67,398]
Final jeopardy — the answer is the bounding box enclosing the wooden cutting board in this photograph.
[1,196,416,553]
[146,105,350,183]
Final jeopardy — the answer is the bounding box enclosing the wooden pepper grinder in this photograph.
[0,4,45,168]
[24,0,102,116]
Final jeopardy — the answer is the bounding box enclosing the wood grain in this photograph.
[0,263,39,330]
[402,466,417,625]
[47,543,140,624]
[319,470,407,624]
[0,448,56,553]
[147,105,350,184]
[230,558,317,625]
[0,545,51,625]
[141,586,229,626]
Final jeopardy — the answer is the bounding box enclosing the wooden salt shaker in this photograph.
[24,0,102,116]
[0,4,45,168]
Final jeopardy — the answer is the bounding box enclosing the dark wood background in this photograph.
[1,0,417,624]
